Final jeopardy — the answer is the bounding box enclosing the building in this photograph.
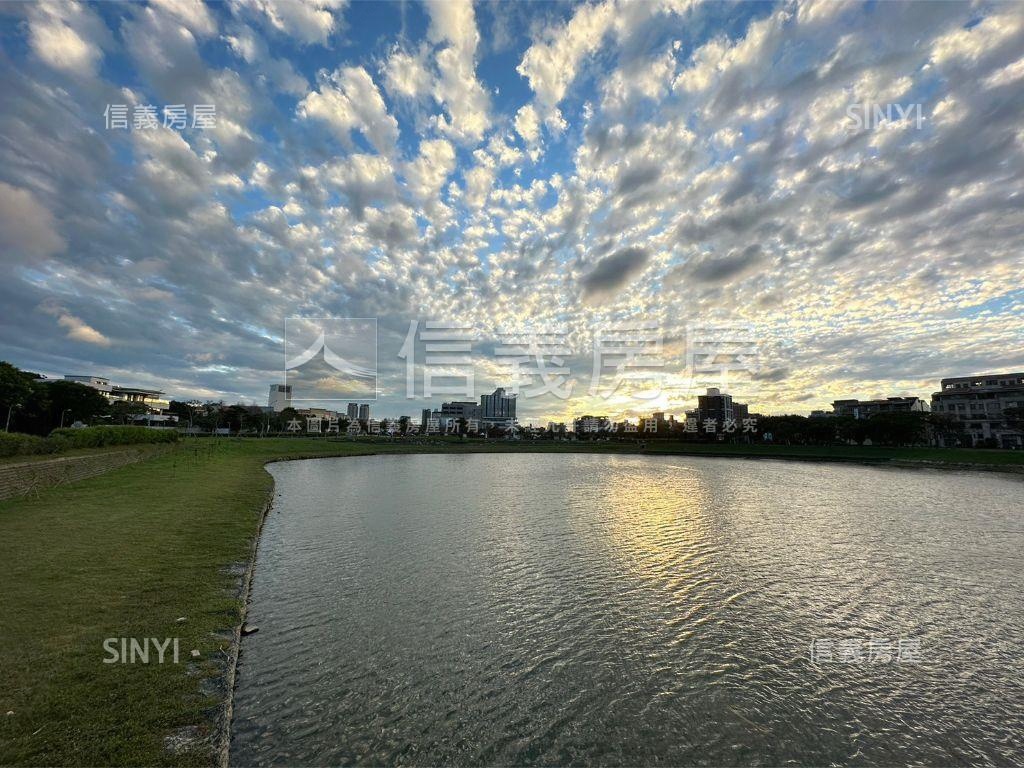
[64,375,112,395]
[832,397,929,420]
[65,375,169,413]
[689,388,749,425]
[358,403,370,421]
[481,387,516,423]
[930,372,1024,448]
[296,407,338,420]
[421,408,432,430]
[110,386,171,412]
[268,384,292,412]
[440,400,481,420]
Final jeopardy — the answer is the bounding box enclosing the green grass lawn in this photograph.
[1,437,1021,766]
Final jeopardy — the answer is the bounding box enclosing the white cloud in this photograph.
[26,1,107,76]
[223,25,308,95]
[57,313,112,346]
[382,45,432,101]
[424,0,491,144]
[230,0,348,46]
[463,150,496,210]
[40,301,111,347]
[514,103,541,144]
[298,67,400,156]
[405,138,457,203]
[517,0,616,115]
[149,0,217,37]
[931,11,1024,66]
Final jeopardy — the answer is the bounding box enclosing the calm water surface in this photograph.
[231,454,1024,766]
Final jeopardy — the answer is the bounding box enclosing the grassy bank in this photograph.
[0,439,375,766]
[1,438,1021,766]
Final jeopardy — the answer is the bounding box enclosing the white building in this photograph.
[268,384,292,412]
[65,375,169,412]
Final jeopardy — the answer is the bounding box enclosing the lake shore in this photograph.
[1,438,1022,767]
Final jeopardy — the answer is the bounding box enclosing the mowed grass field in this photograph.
[1,437,1021,766]
[0,439,383,766]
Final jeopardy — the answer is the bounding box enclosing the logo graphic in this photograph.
[284,317,377,402]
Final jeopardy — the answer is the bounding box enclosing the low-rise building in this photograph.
[441,400,481,420]
[831,397,929,420]
[64,375,112,395]
[931,372,1024,448]
[65,375,169,412]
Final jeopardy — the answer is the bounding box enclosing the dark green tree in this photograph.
[0,361,37,432]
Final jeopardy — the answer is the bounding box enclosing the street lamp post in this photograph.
[5,402,21,432]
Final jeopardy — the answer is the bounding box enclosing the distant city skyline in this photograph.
[1,2,1022,422]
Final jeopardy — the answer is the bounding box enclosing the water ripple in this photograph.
[231,454,1024,766]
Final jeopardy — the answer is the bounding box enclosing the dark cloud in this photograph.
[615,161,661,196]
[752,366,790,383]
[685,245,766,285]
[580,246,651,301]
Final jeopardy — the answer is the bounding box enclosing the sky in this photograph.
[0,0,1022,423]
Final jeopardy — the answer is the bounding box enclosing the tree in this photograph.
[836,416,869,445]
[864,412,928,447]
[759,415,810,444]
[222,405,252,434]
[36,380,110,432]
[806,417,838,445]
[110,400,149,425]
[927,413,965,447]
[0,361,36,431]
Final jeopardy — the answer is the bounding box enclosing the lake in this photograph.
[230,453,1024,766]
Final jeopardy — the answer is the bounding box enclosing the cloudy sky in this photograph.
[0,0,1022,423]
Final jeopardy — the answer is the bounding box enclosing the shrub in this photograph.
[0,431,59,458]
[0,426,179,458]
[48,426,179,449]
